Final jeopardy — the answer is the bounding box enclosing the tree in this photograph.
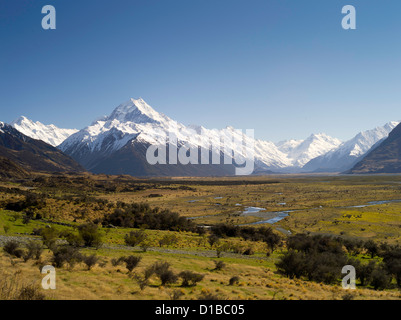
[77,223,103,248]
[370,267,391,290]
[357,260,376,286]
[364,240,378,258]
[382,248,401,287]
[40,227,59,249]
[275,250,306,279]
[264,231,281,253]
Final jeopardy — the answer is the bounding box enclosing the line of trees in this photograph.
[276,233,401,290]
[101,203,196,232]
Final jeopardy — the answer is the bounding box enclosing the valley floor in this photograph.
[1,173,401,300]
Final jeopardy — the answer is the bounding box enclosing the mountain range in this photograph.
[303,121,400,172]
[348,122,401,174]
[2,98,400,176]
[11,116,78,147]
[57,98,347,176]
[0,122,84,175]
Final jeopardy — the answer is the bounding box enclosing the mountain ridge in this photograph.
[0,122,85,174]
[304,121,400,172]
[10,116,78,147]
[348,122,401,174]
[59,98,345,175]
[8,98,400,176]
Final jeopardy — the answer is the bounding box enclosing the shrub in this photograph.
[23,241,43,262]
[229,276,240,286]
[82,254,99,270]
[102,204,195,232]
[197,291,222,300]
[364,240,379,258]
[17,284,46,300]
[77,223,103,248]
[10,212,21,222]
[242,247,254,256]
[370,267,392,290]
[167,289,185,300]
[343,238,364,256]
[356,260,376,286]
[51,246,82,268]
[277,234,351,284]
[151,261,171,276]
[124,255,142,273]
[178,271,204,287]
[208,234,220,248]
[144,265,155,280]
[287,233,343,255]
[22,214,31,225]
[158,234,179,247]
[3,225,10,234]
[147,261,177,286]
[213,260,226,271]
[304,252,347,284]
[3,240,23,258]
[159,269,178,286]
[210,224,281,252]
[342,293,355,300]
[275,250,306,279]
[133,273,149,291]
[0,271,45,300]
[140,241,150,252]
[124,230,147,247]
[5,193,45,212]
[63,232,84,247]
[111,256,126,267]
[40,227,59,249]
[382,247,401,287]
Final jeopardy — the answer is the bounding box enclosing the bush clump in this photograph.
[146,261,178,286]
[102,203,195,232]
[51,246,82,268]
[124,230,147,247]
[276,234,349,284]
[178,271,204,287]
[82,254,99,270]
[23,241,43,262]
[229,276,240,286]
[3,240,24,258]
[213,260,226,271]
[77,223,103,248]
[124,255,142,273]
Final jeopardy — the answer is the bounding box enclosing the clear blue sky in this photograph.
[1,0,401,142]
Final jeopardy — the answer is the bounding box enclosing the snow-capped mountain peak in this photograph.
[276,133,342,167]
[59,97,347,175]
[303,120,401,172]
[107,98,171,125]
[10,116,78,147]
[56,97,401,175]
[59,98,294,172]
